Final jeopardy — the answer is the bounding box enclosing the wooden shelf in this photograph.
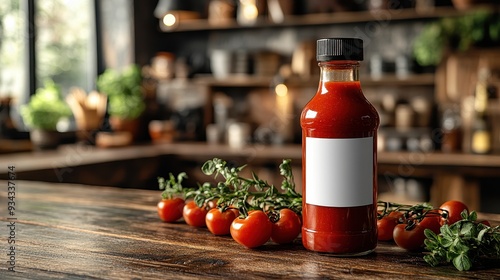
[194,75,276,88]
[2,142,500,174]
[192,73,435,88]
[0,139,32,154]
[161,6,470,33]
[378,150,500,168]
[362,73,435,86]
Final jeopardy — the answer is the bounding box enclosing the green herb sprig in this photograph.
[423,210,500,271]
[193,158,302,217]
[158,158,302,217]
[158,172,190,200]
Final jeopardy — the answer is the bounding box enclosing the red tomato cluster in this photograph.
[157,198,302,248]
[378,200,470,251]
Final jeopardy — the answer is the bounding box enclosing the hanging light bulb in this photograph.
[154,0,200,31]
[237,0,259,26]
[162,13,177,27]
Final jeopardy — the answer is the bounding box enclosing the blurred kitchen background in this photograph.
[1,0,500,213]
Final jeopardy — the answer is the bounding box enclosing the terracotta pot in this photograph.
[109,116,141,141]
[30,129,62,150]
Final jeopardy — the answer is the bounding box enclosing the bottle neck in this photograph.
[319,61,360,83]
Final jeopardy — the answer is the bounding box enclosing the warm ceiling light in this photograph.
[155,0,200,31]
[162,13,177,27]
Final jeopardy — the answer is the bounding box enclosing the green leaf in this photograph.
[194,195,205,207]
[158,172,191,199]
[177,172,187,184]
[423,254,440,267]
[454,241,470,254]
[460,222,474,237]
[469,211,478,222]
[441,224,453,236]
[441,236,454,247]
[446,251,457,262]
[424,228,437,240]
[452,254,472,271]
[460,209,470,220]
[201,160,216,175]
[158,177,165,190]
[424,238,438,250]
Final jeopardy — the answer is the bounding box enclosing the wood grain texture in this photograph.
[0,180,499,279]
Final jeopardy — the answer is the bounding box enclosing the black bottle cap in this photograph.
[316,38,363,61]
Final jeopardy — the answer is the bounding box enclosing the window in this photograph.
[0,0,97,130]
[0,1,27,125]
[36,0,96,92]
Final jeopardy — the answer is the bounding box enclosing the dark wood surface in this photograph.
[1,180,499,279]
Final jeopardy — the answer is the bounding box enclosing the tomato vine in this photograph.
[158,172,190,199]
[157,158,302,218]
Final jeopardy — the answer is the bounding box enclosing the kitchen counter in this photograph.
[2,142,500,211]
[1,180,499,279]
[3,142,500,174]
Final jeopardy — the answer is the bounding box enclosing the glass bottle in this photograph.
[471,68,491,154]
[441,104,462,153]
[300,38,380,255]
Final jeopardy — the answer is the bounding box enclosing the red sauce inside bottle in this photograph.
[301,80,379,255]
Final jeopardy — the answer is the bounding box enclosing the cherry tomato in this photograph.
[388,211,405,221]
[270,209,302,244]
[393,223,426,251]
[230,210,272,249]
[377,215,400,241]
[183,201,209,227]
[206,208,239,236]
[418,214,442,234]
[157,198,185,222]
[440,200,469,225]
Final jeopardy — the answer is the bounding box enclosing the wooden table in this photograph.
[1,180,499,279]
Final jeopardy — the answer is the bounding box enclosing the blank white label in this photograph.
[305,137,373,207]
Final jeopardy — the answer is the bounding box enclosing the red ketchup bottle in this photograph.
[300,38,379,255]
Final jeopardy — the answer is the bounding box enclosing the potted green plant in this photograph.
[20,80,72,149]
[97,64,146,140]
[413,10,500,67]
